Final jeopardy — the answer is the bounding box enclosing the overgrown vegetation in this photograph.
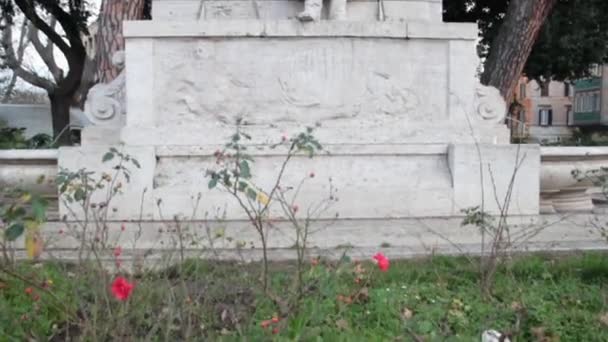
[2,254,608,340]
[0,120,52,149]
[2,124,608,340]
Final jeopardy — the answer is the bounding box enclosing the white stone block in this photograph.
[449,144,541,216]
[58,145,156,220]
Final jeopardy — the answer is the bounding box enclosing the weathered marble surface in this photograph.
[57,143,538,221]
[0,150,58,196]
[15,214,607,265]
[122,21,506,145]
[540,147,608,213]
[152,0,443,22]
[84,51,126,127]
[57,9,530,223]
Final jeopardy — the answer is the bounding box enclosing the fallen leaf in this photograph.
[531,326,560,342]
[354,263,366,274]
[600,313,608,327]
[335,319,349,330]
[401,307,414,320]
[25,229,43,260]
[510,301,523,311]
[336,294,352,304]
[353,287,369,304]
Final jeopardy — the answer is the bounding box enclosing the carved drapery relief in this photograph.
[84,51,126,126]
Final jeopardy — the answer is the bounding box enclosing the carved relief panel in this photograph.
[153,38,448,128]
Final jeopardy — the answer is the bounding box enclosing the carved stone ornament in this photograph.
[474,84,506,123]
[84,51,126,126]
[298,0,347,21]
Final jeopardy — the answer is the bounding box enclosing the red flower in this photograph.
[272,327,279,334]
[24,287,33,295]
[32,294,40,302]
[309,171,315,178]
[114,246,122,257]
[373,253,390,272]
[271,316,280,323]
[111,277,134,301]
[260,319,272,329]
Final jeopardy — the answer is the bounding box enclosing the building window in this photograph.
[593,92,601,111]
[519,83,526,100]
[540,82,549,97]
[564,83,570,97]
[566,105,572,126]
[539,108,553,126]
[576,94,584,112]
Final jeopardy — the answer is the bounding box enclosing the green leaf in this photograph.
[102,152,114,163]
[74,188,86,202]
[31,196,48,222]
[131,158,141,168]
[246,188,257,200]
[5,222,25,241]
[240,160,251,179]
[208,178,218,189]
[238,181,248,192]
[5,206,26,221]
[417,320,434,334]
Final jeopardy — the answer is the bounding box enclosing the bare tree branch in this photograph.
[2,17,29,102]
[28,19,63,83]
[13,0,72,58]
[35,0,87,65]
[0,11,54,92]
[12,64,55,91]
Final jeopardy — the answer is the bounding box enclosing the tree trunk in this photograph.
[49,93,72,146]
[95,0,147,83]
[481,0,557,102]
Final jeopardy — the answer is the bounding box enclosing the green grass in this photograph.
[2,253,608,340]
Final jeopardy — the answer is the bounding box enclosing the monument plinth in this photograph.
[63,0,540,223]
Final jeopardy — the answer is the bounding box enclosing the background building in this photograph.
[573,65,606,126]
[512,77,573,143]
